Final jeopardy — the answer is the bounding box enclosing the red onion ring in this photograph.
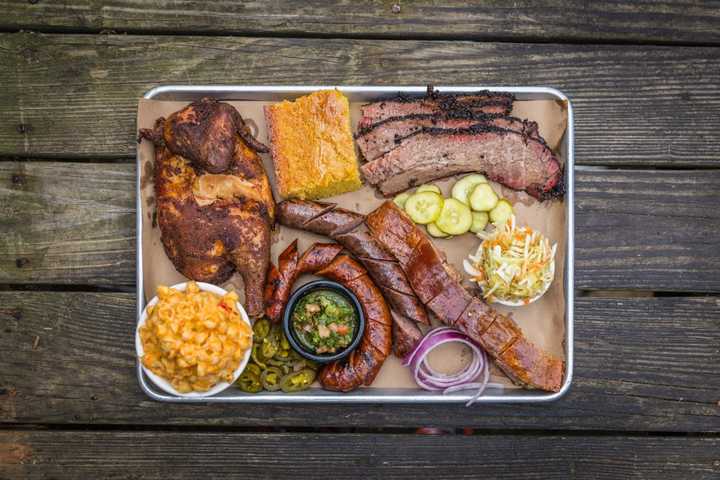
[403,327,500,406]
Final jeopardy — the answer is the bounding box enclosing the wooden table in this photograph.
[1,2,719,478]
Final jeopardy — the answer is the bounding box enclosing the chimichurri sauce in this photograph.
[292,290,357,354]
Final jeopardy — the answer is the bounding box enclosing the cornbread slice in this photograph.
[265,90,362,199]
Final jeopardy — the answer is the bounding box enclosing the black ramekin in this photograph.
[282,280,365,363]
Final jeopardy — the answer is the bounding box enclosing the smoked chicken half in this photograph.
[140,99,274,317]
[140,97,268,174]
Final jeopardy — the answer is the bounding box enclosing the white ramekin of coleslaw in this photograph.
[464,216,556,307]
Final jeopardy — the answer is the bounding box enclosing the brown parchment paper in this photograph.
[137,96,567,390]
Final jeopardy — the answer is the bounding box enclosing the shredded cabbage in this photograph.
[464,216,556,304]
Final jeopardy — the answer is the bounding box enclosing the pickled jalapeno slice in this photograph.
[236,370,262,393]
[280,369,316,392]
[252,318,271,341]
[260,366,284,391]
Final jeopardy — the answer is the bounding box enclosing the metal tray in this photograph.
[136,85,575,404]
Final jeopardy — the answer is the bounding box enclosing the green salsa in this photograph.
[292,289,357,355]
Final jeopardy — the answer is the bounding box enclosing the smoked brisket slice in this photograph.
[355,112,541,162]
[358,89,515,130]
[361,125,563,200]
[366,201,565,392]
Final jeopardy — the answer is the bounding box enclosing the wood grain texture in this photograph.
[575,168,720,291]
[1,0,719,45]
[1,292,718,431]
[0,33,719,165]
[3,162,719,292]
[0,162,135,287]
[2,431,719,479]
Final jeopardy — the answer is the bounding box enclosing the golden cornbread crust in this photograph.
[264,90,362,199]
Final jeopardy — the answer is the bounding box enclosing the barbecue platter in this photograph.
[136,86,573,404]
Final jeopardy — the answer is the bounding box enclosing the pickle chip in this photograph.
[427,222,450,238]
[489,199,514,226]
[416,184,442,195]
[404,191,444,225]
[393,192,411,209]
[470,211,489,233]
[435,198,472,235]
[469,183,499,212]
[451,174,487,205]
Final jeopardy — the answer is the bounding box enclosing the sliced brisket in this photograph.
[361,125,563,200]
[358,89,515,130]
[355,113,541,162]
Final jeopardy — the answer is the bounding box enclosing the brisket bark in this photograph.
[358,89,515,130]
[355,112,541,162]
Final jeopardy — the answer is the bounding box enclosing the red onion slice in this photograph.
[403,327,500,406]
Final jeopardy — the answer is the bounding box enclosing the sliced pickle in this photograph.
[435,198,472,235]
[489,199,514,226]
[468,183,499,212]
[470,211,489,233]
[451,174,487,205]
[404,191,444,225]
[427,222,450,238]
[415,184,442,195]
[393,192,411,209]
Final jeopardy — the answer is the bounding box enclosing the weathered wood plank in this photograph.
[0,33,719,166]
[2,431,719,480]
[3,162,719,292]
[575,167,720,292]
[1,0,719,45]
[1,292,718,431]
[0,162,135,287]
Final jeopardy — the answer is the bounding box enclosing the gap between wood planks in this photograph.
[0,284,134,293]
[1,423,718,438]
[0,155,132,164]
[0,283,714,300]
[4,156,720,171]
[3,26,720,49]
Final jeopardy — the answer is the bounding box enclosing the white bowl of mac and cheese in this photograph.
[136,281,253,397]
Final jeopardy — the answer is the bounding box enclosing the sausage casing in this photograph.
[265,243,392,392]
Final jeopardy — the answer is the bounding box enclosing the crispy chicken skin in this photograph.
[140,98,275,317]
[140,97,268,174]
[153,140,272,317]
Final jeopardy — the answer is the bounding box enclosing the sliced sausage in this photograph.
[366,200,566,393]
[264,239,299,322]
[392,312,423,358]
[278,200,429,326]
[265,243,392,392]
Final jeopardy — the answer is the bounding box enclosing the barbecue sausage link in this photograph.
[277,200,429,324]
[366,201,565,392]
[391,312,423,358]
[264,239,299,322]
[265,242,392,392]
[264,242,342,322]
[316,255,392,390]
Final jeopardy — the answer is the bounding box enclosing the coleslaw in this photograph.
[464,216,556,305]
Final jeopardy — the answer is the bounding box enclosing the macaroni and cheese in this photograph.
[139,282,252,393]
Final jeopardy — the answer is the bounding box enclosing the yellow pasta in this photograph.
[139,282,252,393]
